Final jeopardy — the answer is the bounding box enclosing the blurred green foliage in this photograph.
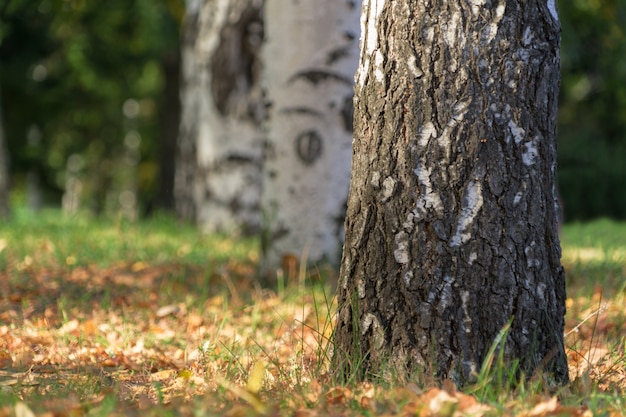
[559,0,626,220]
[0,0,625,220]
[0,0,182,214]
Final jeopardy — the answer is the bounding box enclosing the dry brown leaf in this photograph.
[136,393,153,409]
[520,397,559,417]
[186,313,203,330]
[0,378,19,386]
[0,351,12,368]
[293,409,315,417]
[151,369,178,381]
[58,319,79,335]
[83,319,97,336]
[427,388,458,417]
[325,386,350,405]
[131,261,148,272]
[156,304,180,318]
[14,349,34,368]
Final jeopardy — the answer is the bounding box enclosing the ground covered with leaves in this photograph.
[0,211,624,416]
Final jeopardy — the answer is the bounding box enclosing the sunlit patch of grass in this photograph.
[561,219,626,297]
[0,207,258,270]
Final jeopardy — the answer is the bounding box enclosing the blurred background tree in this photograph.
[0,86,8,219]
[0,0,182,217]
[559,0,626,220]
[0,0,625,221]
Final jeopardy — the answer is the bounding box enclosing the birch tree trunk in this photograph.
[261,0,361,274]
[0,91,9,219]
[175,0,264,234]
[333,0,568,384]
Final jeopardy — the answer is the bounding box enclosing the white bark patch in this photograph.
[443,11,461,47]
[523,27,534,47]
[381,176,396,201]
[536,282,546,301]
[414,162,444,218]
[461,290,472,333]
[394,231,410,264]
[361,313,385,348]
[525,241,541,268]
[483,2,506,43]
[358,277,366,298]
[404,270,413,286]
[364,0,385,55]
[468,252,477,265]
[523,136,539,166]
[402,209,418,232]
[440,99,471,151]
[508,120,525,144]
[418,122,437,148]
[371,171,381,188]
[374,50,385,83]
[358,0,386,87]
[547,0,559,22]
[452,100,471,120]
[463,360,478,376]
[407,55,423,78]
[513,191,523,206]
[450,179,483,247]
[437,275,455,313]
[468,0,487,15]
[424,26,435,43]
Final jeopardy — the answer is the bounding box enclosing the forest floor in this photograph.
[0,210,624,416]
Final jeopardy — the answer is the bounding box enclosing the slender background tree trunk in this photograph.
[175,0,264,234]
[0,90,10,219]
[260,0,361,275]
[333,0,568,384]
[155,49,181,212]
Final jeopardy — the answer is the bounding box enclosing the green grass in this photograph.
[0,209,624,416]
[561,218,626,296]
[0,207,258,269]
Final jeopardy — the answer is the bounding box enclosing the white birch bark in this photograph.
[261,0,361,273]
[175,0,264,234]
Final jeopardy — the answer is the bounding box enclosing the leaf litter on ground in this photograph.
[0,214,624,416]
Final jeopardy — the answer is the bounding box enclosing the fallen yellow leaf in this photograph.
[13,402,35,417]
[247,360,266,394]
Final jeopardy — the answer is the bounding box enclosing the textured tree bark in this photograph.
[175,0,264,234]
[333,0,568,385]
[260,0,361,275]
[0,90,9,219]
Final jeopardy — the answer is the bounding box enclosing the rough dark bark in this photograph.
[333,0,568,385]
[0,89,9,219]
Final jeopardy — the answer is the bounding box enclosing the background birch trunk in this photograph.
[175,0,264,234]
[260,0,361,275]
